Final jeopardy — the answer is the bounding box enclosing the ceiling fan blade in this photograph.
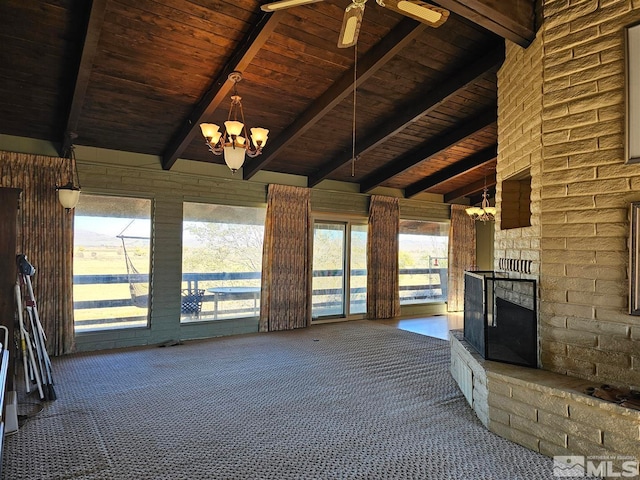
[382,0,449,27]
[261,0,324,12]
[338,2,365,48]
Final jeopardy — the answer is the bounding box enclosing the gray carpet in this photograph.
[3,320,554,479]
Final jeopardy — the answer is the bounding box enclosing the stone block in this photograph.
[597,336,640,355]
[540,302,595,320]
[540,339,568,356]
[488,392,538,421]
[511,387,570,416]
[541,352,596,377]
[489,406,510,426]
[567,401,640,440]
[566,178,629,196]
[510,413,569,448]
[487,378,513,398]
[566,317,630,337]
[602,432,640,457]
[538,410,602,445]
[540,440,573,458]
[490,421,541,452]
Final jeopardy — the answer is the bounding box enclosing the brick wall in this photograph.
[496,30,543,281]
[539,0,640,386]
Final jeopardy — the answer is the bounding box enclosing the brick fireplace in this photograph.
[451,0,640,465]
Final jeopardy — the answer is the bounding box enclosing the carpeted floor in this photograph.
[3,320,554,479]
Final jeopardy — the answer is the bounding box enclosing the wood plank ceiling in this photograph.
[0,0,536,203]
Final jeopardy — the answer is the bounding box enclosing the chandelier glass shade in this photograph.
[57,139,81,211]
[466,187,496,222]
[199,72,269,173]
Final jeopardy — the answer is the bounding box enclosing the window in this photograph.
[73,195,152,332]
[181,202,266,323]
[398,220,448,305]
[311,219,367,319]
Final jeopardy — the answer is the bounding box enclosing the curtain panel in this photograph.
[447,204,477,312]
[366,195,400,319]
[259,184,311,332]
[0,151,75,355]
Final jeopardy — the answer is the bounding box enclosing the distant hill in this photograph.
[75,229,146,247]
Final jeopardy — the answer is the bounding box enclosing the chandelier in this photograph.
[199,72,269,173]
[466,186,496,222]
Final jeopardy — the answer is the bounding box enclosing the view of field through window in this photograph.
[73,197,449,332]
[398,220,449,305]
[181,202,266,323]
[73,195,152,332]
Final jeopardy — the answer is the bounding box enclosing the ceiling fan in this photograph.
[261,0,449,48]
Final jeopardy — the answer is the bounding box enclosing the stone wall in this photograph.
[497,1,640,387]
[495,26,543,282]
[539,0,640,387]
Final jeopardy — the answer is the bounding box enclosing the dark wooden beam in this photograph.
[359,108,496,193]
[405,145,496,198]
[161,11,283,171]
[60,0,108,157]
[435,0,535,47]
[242,18,426,180]
[444,174,496,202]
[308,46,503,187]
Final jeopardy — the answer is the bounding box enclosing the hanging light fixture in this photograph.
[466,186,496,222]
[56,134,81,211]
[199,72,269,173]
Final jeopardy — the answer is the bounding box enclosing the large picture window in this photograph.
[398,220,448,305]
[181,202,266,323]
[73,195,152,332]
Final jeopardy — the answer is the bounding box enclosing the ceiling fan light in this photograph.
[224,120,244,137]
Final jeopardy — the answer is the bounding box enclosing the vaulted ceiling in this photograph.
[0,0,536,202]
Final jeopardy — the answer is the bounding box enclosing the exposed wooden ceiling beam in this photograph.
[242,18,426,180]
[435,0,535,47]
[359,107,496,193]
[405,145,496,198]
[444,174,496,202]
[161,12,283,171]
[308,46,503,187]
[60,0,108,157]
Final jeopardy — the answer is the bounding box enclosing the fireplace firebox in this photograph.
[463,271,537,368]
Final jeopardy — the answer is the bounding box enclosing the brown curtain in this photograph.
[447,204,477,312]
[366,195,400,319]
[0,151,75,355]
[259,184,311,332]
